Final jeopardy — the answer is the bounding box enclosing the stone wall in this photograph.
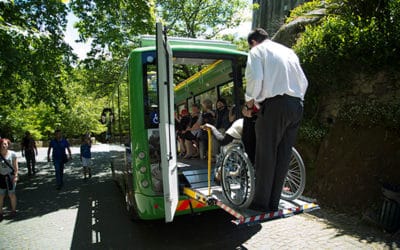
[252,0,310,35]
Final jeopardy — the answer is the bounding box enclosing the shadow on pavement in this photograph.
[69,148,260,249]
[70,175,261,249]
[7,145,260,249]
[307,209,400,247]
[7,150,113,222]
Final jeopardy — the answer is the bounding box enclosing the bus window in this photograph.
[219,81,234,106]
[187,98,195,113]
[144,62,159,129]
[197,88,217,110]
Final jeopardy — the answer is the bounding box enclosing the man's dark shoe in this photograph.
[0,213,3,222]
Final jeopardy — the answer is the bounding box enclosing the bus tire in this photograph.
[124,185,140,221]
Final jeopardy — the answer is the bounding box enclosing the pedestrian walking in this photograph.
[47,129,72,190]
[21,131,38,175]
[244,28,308,212]
[80,134,92,180]
[0,138,19,221]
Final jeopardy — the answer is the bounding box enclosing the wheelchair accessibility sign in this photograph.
[150,111,159,125]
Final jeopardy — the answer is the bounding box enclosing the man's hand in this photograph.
[201,123,216,130]
[242,106,253,118]
[245,99,255,109]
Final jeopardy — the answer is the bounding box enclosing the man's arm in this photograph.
[47,144,52,162]
[34,140,38,155]
[202,123,233,146]
[21,141,25,157]
[245,51,263,103]
[67,146,72,159]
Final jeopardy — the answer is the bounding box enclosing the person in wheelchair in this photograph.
[203,112,256,164]
[203,118,243,147]
[202,119,242,183]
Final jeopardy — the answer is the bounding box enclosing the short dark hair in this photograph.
[247,28,269,45]
[217,98,227,106]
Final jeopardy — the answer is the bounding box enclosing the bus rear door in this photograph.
[156,22,179,222]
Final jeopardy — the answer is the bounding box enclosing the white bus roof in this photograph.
[139,35,237,50]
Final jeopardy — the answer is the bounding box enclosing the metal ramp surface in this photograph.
[181,168,319,225]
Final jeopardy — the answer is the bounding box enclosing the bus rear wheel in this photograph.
[124,185,140,221]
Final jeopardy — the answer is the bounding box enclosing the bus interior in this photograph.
[148,49,247,194]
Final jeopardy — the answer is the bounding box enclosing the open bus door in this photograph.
[156,23,179,222]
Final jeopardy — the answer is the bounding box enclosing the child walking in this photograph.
[80,135,92,180]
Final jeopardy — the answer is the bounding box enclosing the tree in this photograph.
[158,0,249,38]
[70,0,155,58]
[0,0,76,139]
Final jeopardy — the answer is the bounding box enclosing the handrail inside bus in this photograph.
[174,60,224,91]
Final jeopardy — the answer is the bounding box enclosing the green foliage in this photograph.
[59,76,108,139]
[294,0,400,80]
[158,0,248,38]
[288,0,400,140]
[0,102,54,141]
[0,1,79,141]
[337,100,400,129]
[70,0,155,58]
[298,120,328,145]
[79,57,125,99]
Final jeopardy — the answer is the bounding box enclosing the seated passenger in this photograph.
[175,109,191,156]
[214,98,231,156]
[198,99,216,159]
[181,103,202,159]
[215,98,231,132]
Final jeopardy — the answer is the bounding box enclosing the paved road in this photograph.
[0,144,399,249]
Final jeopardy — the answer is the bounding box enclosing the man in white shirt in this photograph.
[244,28,308,212]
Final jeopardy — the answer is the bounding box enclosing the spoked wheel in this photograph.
[221,147,255,209]
[281,147,306,201]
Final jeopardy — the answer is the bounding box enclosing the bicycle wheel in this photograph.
[281,147,306,200]
[221,147,255,209]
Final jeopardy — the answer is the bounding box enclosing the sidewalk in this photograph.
[0,144,398,249]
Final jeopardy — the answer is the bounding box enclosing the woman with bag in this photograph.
[47,129,72,190]
[0,138,19,221]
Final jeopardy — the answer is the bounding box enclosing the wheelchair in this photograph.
[215,141,306,209]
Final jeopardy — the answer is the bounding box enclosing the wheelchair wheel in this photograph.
[281,147,306,201]
[221,147,255,209]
